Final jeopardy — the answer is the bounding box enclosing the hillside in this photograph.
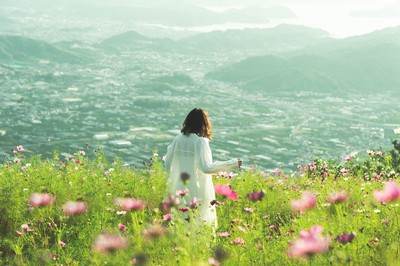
[206,27,400,92]
[180,24,330,53]
[0,35,94,64]
[98,31,182,52]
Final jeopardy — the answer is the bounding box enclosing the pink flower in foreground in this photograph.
[208,257,220,266]
[287,225,331,259]
[114,198,145,211]
[291,192,317,212]
[29,193,55,207]
[186,197,201,209]
[163,195,180,211]
[327,191,348,203]
[58,241,66,247]
[215,184,238,200]
[118,223,128,231]
[244,207,253,213]
[176,189,189,197]
[163,213,173,221]
[93,233,128,253]
[142,225,166,240]
[21,224,34,232]
[62,201,88,215]
[374,181,400,203]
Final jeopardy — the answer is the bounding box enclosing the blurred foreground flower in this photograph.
[287,225,331,259]
[29,193,55,207]
[142,225,166,240]
[163,195,180,211]
[114,197,145,211]
[93,233,128,253]
[336,232,355,244]
[62,201,88,215]
[181,172,190,184]
[215,185,238,200]
[186,197,201,209]
[394,128,400,135]
[374,181,400,204]
[247,190,265,201]
[327,191,348,203]
[233,237,245,245]
[163,213,173,221]
[118,223,128,231]
[291,192,317,212]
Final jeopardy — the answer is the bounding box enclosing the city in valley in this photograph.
[1,1,399,171]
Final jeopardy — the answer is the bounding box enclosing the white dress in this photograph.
[164,133,237,227]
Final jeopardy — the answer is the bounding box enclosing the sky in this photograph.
[199,0,400,37]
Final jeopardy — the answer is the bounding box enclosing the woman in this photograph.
[164,108,241,227]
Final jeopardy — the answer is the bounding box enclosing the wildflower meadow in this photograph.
[2,134,400,265]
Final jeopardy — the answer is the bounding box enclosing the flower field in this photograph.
[1,140,400,265]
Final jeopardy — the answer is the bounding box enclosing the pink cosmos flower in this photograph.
[176,189,189,197]
[208,258,220,266]
[118,223,128,231]
[62,201,88,215]
[247,190,265,201]
[13,158,21,164]
[186,197,201,209]
[327,191,348,203]
[218,232,230,237]
[244,207,253,213]
[287,225,331,259]
[29,193,55,207]
[17,145,24,151]
[233,237,245,245]
[163,213,173,221]
[21,224,34,232]
[142,225,166,240]
[374,181,400,203]
[163,195,180,211]
[291,192,317,212]
[93,233,128,253]
[114,198,145,211]
[58,241,66,247]
[215,184,238,200]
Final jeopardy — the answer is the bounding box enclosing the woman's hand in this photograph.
[237,158,243,169]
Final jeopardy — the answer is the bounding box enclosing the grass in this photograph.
[1,141,400,265]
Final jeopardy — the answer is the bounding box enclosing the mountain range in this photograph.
[205,26,400,92]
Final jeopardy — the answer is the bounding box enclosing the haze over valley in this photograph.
[1,0,400,171]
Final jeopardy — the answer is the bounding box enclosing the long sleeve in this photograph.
[196,137,237,174]
[164,139,175,172]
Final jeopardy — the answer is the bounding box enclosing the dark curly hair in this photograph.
[181,108,212,140]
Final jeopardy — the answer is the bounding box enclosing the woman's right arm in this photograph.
[197,138,239,174]
[164,139,175,171]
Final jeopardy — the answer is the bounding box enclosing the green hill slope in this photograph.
[0,35,94,64]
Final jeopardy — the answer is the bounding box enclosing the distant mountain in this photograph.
[0,35,94,64]
[206,28,400,92]
[179,24,330,54]
[138,73,195,94]
[98,31,182,52]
